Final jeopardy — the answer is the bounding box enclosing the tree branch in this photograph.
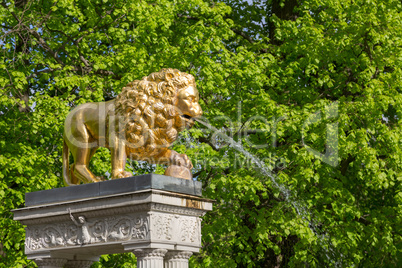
[27,28,65,66]
[198,136,221,151]
[231,28,254,44]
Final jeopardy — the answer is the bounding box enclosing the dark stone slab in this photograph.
[25,174,202,207]
[148,174,202,196]
[100,174,202,196]
[25,183,100,208]
[98,174,148,196]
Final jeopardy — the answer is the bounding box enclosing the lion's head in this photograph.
[114,68,202,157]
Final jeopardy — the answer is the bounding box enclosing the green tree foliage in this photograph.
[0,0,401,267]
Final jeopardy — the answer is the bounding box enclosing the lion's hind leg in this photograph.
[72,146,103,184]
[68,164,80,185]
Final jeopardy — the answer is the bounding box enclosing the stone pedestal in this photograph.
[13,174,213,268]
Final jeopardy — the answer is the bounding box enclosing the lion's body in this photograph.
[63,69,202,186]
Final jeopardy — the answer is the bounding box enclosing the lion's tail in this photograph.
[62,138,73,186]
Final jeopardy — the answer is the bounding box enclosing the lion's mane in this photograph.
[114,68,196,157]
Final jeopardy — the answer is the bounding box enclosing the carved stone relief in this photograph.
[149,213,201,245]
[151,214,174,240]
[25,213,149,251]
[25,211,202,253]
[179,217,200,244]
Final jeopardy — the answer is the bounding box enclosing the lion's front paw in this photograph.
[165,165,192,180]
[113,171,133,179]
[171,153,193,169]
[93,176,105,182]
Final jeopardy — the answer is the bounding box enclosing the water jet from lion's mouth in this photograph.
[194,117,343,267]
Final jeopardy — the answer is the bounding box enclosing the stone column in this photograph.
[134,248,168,268]
[33,258,67,268]
[164,251,193,268]
[64,260,95,268]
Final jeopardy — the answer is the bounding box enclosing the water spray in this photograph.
[195,118,343,267]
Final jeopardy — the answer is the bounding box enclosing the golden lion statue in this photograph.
[63,68,202,186]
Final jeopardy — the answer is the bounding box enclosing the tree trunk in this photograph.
[268,0,299,44]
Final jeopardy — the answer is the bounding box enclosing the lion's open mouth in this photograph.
[181,114,193,121]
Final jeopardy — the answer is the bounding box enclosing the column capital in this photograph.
[165,251,193,260]
[164,251,193,268]
[64,260,94,268]
[134,248,168,258]
[134,248,168,268]
[33,258,67,268]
